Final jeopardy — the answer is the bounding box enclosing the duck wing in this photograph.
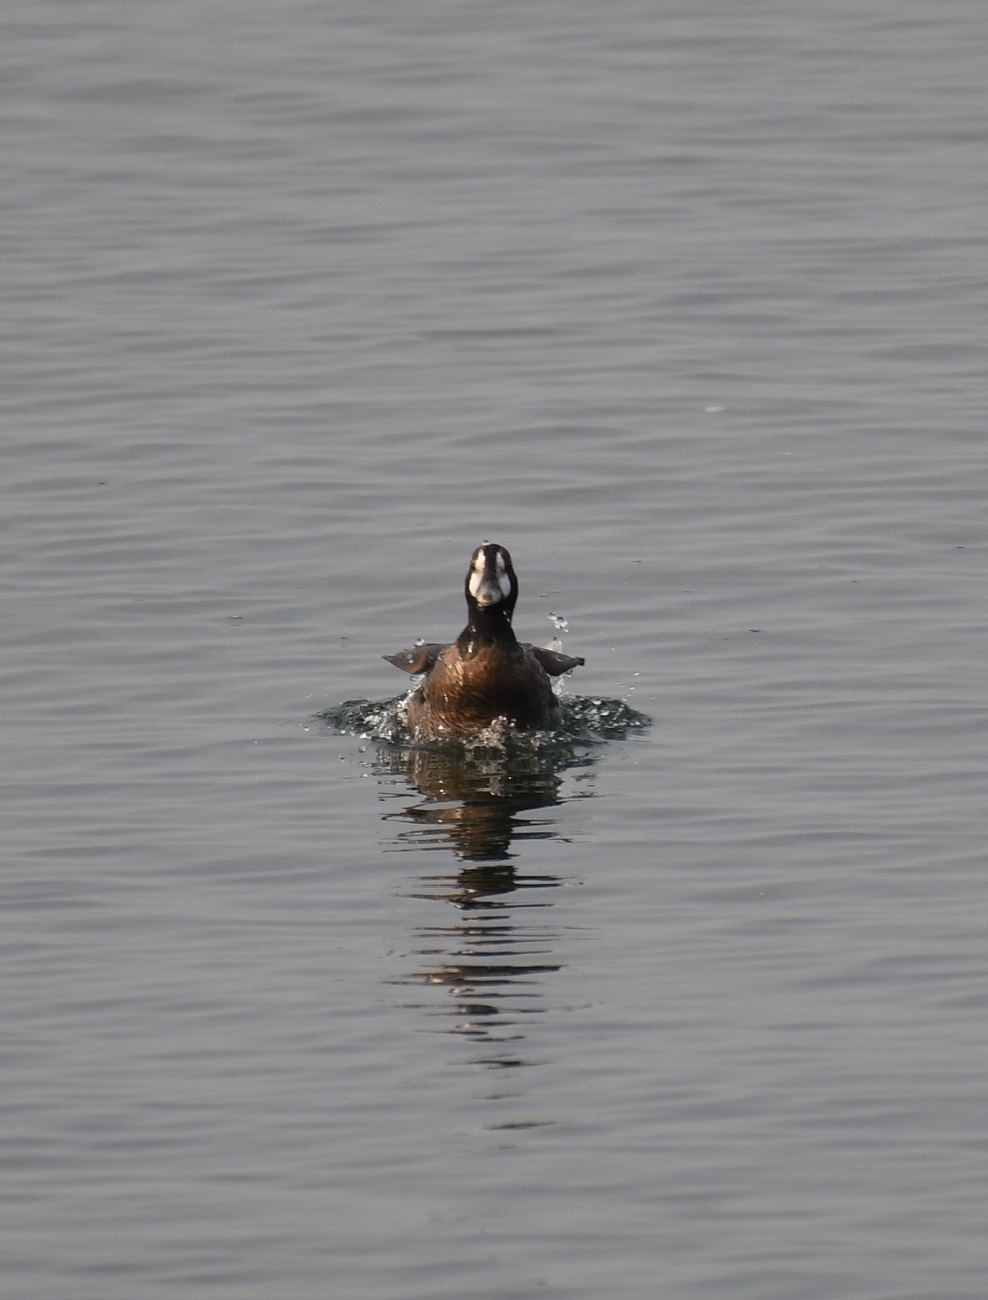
[528,645,585,676]
[383,643,447,675]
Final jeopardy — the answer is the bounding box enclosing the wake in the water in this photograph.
[320,692,650,748]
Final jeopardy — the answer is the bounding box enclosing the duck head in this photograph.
[464,542,518,625]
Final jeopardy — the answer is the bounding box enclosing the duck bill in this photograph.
[472,575,505,607]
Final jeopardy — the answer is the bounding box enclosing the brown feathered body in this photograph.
[384,543,583,741]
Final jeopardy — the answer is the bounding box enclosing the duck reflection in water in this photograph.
[378,734,590,862]
[376,736,593,1056]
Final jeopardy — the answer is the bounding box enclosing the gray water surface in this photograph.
[3,1,987,1297]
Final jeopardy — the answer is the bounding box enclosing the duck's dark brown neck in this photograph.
[456,602,518,654]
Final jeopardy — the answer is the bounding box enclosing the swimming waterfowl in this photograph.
[385,542,584,740]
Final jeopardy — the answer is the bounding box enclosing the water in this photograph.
[2,0,986,1296]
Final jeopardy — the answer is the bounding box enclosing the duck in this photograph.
[384,542,584,740]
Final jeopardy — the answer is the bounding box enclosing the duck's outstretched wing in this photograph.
[383,643,447,675]
[528,646,585,676]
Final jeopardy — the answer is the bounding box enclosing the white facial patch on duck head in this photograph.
[468,546,513,606]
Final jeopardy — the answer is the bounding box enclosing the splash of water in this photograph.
[321,692,650,747]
